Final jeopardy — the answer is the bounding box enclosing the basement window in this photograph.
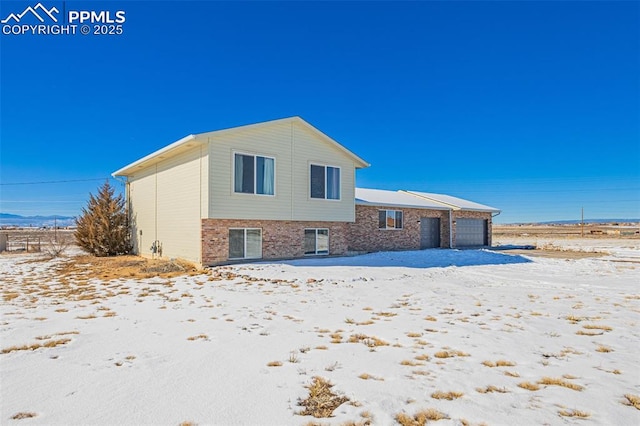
[229,228,262,259]
[379,210,403,230]
[304,229,329,255]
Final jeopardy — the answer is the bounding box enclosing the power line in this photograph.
[0,178,111,186]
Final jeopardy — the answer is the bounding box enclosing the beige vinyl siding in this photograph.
[208,121,293,220]
[129,167,157,257]
[207,121,356,222]
[291,123,356,222]
[129,146,208,263]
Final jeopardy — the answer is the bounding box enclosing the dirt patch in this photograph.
[55,255,199,281]
[502,249,607,259]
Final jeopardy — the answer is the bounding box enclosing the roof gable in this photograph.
[113,116,369,177]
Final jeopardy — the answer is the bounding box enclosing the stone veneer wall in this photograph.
[201,219,348,265]
[348,205,451,252]
[451,210,494,247]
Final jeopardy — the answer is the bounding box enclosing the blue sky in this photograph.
[1,0,638,223]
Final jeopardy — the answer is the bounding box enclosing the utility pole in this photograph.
[581,207,584,237]
[54,216,58,242]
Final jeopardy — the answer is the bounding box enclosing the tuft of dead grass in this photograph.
[518,382,541,391]
[582,324,612,331]
[267,361,283,367]
[538,377,584,391]
[358,373,383,381]
[623,394,640,410]
[395,408,448,425]
[434,349,469,359]
[11,412,37,420]
[348,334,389,347]
[595,344,613,353]
[476,385,509,394]
[558,409,590,418]
[2,338,71,354]
[298,377,350,418]
[431,391,463,400]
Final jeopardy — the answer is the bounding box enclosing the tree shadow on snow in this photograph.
[274,249,532,269]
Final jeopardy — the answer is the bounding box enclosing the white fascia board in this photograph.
[112,134,198,177]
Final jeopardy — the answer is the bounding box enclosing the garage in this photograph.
[420,217,441,249]
[455,218,488,247]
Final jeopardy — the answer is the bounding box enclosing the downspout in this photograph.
[449,209,453,248]
[113,175,131,247]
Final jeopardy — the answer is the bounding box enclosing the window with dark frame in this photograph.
[304,228,329,255]
[234,153,275,195]
[310,164,340,200]
[228,228,262,259]
[378,210,403,230]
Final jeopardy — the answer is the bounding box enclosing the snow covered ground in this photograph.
[1,239,639,425]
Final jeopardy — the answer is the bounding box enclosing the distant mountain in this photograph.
[538,219,639,225]
[501,219,640,226]
[0,213,76,228]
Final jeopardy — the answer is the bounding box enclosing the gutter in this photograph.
[112,134,197,177]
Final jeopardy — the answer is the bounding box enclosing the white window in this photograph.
[379,210,403,230]
[234,153,275,195]
[229,228,262,259]
[304,229,329,255]
[310,164,340,200]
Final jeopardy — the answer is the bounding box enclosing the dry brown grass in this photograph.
[406,332,422,338]
[583,324,613,331]
[576,329,603,336]
[476,385,508,394]
[483,359,516,367]
[11,412,37,419]
[358,373,383,381]
[558,409,590,418]
[504,371,520,377]
[267,361,283,367]
[595,344,613,353]
[395,408,448,425]
[400,360,423,367]
[186,334,208,341]
[423,315,437,321]
[538,377,584,391]
[623,394,640,410]
[434,349,469,359]
[2,338,71,354]
[298,377,349,418]
[518,381,541,391]
[431,391,463,400]
[348,334,389,347]
[55,255,198,281]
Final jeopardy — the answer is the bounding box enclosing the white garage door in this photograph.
[456,218,488,247]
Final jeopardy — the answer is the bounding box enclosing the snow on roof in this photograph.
[356,188,500,213]
[355,188,451,210]
[402,190,501,213]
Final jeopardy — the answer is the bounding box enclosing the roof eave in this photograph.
[112,134,198,177]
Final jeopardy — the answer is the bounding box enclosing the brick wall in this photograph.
[348,205,451,252]
[201,219,348,265]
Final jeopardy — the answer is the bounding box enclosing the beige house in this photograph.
[113,117,499,266]
[112,117,369,265]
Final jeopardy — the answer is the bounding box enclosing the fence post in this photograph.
[26,237,29,252]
